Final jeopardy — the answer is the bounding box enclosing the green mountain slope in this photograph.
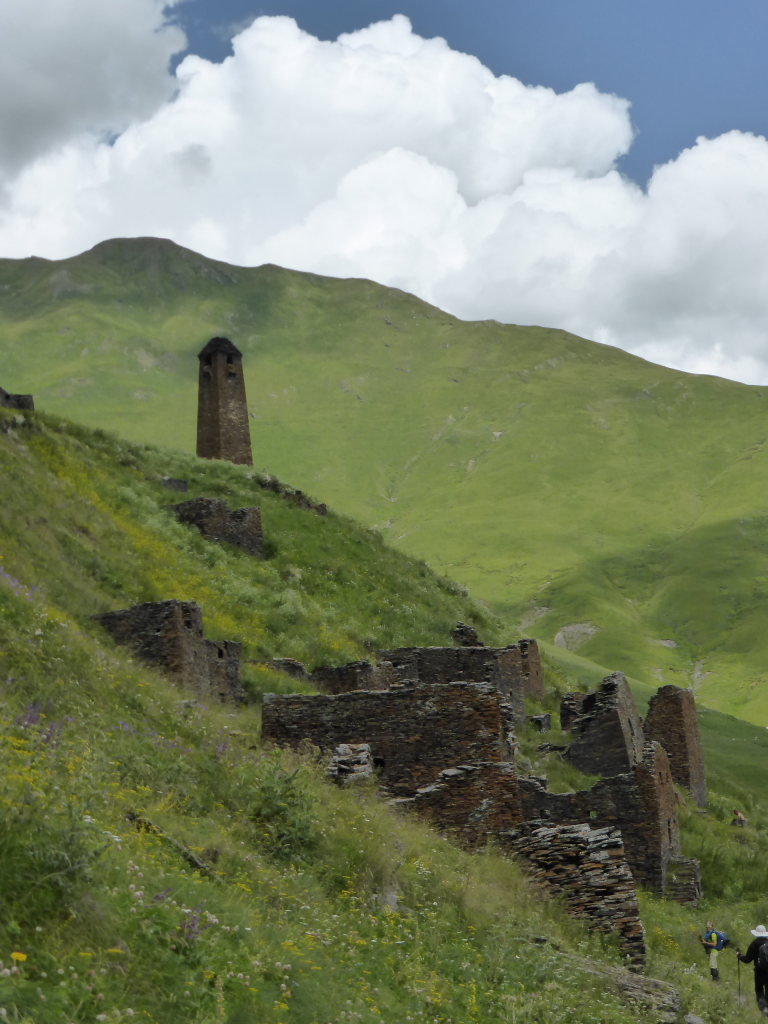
[3,237,768,720]
[2,405,768,1024]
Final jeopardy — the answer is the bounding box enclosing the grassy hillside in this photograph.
[3,238,768,721]
[2,406,768,1023]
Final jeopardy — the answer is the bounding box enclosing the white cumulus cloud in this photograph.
[2,10,768,384]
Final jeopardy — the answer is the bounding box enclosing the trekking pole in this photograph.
[738,955,741,1004]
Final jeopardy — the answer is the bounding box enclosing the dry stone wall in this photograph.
[261,683,517,797]
[0,386,34,411]
[503,824,646,969]
[564,673,645,777]
[95,600,245,703]
[520,742,681,892]
[310,660,396,694]
[174,497,264,557]
[644,685,708,807]
[399,762,525,847]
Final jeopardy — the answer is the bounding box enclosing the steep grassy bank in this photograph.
[3,239,768,720]
[1,408,768,1022]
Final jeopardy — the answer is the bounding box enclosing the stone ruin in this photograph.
[0,385,34,411]
[95,599,244,703]
[173,497,264,557]
[196,337,253,466]
[261,653,709,962]
[563,673,645,777]
[504,823,646,969]
[303,633,544,725]
[644,684,708,808]
[560,677,707,810]
[253,474,328,516]
[327,743,375,785]
[262,682,516,797]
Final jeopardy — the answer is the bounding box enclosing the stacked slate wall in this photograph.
[519,742,680,892]
[565,673,645,777]
[0,386,34,411]
[644,685,708,807]
[503,824,646,969]
[261,683,517,797]
[399,762,525,846]
[95,600,244,703]
[174,497,264,557]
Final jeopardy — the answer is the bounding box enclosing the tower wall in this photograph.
[196,337,253,466]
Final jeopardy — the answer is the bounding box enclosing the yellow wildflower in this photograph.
[10,952,27,962]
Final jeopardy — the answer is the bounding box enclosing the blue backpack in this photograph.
[711,930,730,951]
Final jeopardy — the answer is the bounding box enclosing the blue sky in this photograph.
[3,0,768,383]
[176,0,768,184]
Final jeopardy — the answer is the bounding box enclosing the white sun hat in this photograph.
[751,925,768,937]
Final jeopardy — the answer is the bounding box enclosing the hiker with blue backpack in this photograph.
[737,924,768,1014]
[700,921,729,981]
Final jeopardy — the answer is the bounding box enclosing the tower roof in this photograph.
[198,336,242,360]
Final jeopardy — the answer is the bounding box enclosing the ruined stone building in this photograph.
[196,337,252,465]
[644,684,708,807]
[262,682,517,797]
[173,497,264,557]
[305,636,544,725]
[95,599,244,703]
[563,673,645,777]
[0,385,34,411]
[261,648,707,963]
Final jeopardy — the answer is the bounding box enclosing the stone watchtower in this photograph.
[196,337,253,466]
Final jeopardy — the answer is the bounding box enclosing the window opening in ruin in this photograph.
[184,619,194,630]
[218,647,224,658]
[203,355,212,367]
[589,809,598,819]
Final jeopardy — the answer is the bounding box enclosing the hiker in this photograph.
[731,808,748,827]
[737,924,768,1014]
[700,921,727,981]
